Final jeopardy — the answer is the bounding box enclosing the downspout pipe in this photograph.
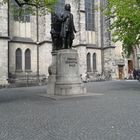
[8,0,10,80]
[36,7,40,84]
[100,0,104,73]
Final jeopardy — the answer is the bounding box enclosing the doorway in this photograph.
[128,60,133,73]
[118,65,124,79]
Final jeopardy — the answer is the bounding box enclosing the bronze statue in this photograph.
[50,4,76,50]
[60,4,77,49]
[50,13,62,50]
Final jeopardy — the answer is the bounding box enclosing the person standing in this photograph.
[133,69,137,79]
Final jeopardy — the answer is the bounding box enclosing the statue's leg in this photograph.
[54,38,58,50]
[65,37,69,49]
[62,38,65,49]
[69,40,73,48]
[67,33,72,48]
[52,40,55,51]
[70,36,73,48]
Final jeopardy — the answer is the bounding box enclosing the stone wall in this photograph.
[0,40,8,84]
[75,46,87,75]
[39,43,52,77]
[0,2,8,36]
[0,2,8,85]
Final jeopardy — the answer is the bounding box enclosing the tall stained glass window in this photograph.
[11,0,30,22]
[85,0,95,31]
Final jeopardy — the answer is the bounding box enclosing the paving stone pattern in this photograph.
[0,81,140,140]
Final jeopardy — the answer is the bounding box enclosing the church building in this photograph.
[0,0,138,85]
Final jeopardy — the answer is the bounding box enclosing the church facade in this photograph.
[0,0,138,85]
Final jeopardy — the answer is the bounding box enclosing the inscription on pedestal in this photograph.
[65,57,77,67]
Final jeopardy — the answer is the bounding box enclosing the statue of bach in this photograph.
[50,4,76,50]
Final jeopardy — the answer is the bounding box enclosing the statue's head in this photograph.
[65,4,71,11]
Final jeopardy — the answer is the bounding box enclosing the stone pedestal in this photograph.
[47,49,86,95]
[47,51,57,95]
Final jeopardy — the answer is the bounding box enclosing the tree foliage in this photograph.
[0,0,58,16]
[105,0,140,56]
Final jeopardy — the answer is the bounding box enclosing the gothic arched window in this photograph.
[15,48,22,70]
[93,53,97,71]
[25,49,31,70]
[12,0,30,22]
[87,53,91,72]
[85,0,95,31]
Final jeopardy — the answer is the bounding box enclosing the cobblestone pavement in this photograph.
[0,80,140,140]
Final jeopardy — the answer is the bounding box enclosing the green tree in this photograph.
[1,0,57,8]
[0,0,58,16]
[105,0,140,56]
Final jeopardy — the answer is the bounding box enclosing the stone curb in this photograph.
[38,93,104,100]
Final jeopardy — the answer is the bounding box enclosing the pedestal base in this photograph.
[55,49,86,95]
[47,49,86,95]
[47,75,56,95]
[55,83,86,95]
